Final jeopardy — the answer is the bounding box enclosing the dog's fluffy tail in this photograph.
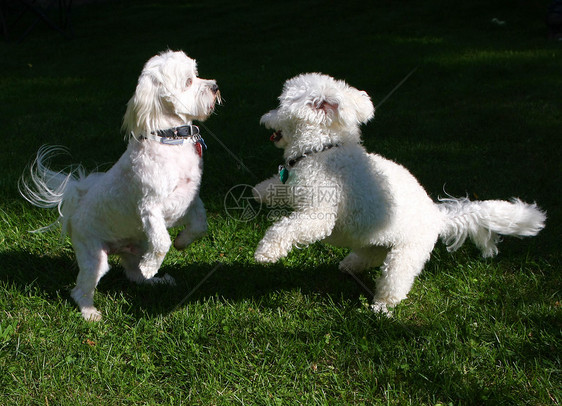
[19,145,84,234]
[438,197,546,257]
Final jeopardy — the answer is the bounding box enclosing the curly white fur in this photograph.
[20,50,220,321]
[253,73,546,313]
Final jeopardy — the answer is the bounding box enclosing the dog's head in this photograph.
[123,50,220,137]
[261,73,374,151]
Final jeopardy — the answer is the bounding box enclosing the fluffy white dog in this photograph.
[253,73,546,313]
[20,50,220,321]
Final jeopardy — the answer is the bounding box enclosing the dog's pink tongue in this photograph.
[270,131,282,142]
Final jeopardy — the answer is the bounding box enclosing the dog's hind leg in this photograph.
[339,246,389,274]
[70,241,110,321]
[174,196,208,250]
[371,239,436,314]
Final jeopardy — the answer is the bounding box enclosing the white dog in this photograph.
[253,73,546,313]
[20,50,220,321]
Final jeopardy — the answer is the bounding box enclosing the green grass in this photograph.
[0,0,560,404]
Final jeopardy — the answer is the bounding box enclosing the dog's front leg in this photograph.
[255,208,336,263]
[253,175,287,207]
[138,209,172,279]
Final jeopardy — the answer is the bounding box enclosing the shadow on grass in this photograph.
[0,248,375,318]
[0,238,555,318]
[107,259,377,319]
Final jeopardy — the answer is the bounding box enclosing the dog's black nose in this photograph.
[211,84,219,94]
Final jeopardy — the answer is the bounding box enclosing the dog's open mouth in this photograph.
[270,131,283,142]
[214,89,222,106]
[209,90,222,113]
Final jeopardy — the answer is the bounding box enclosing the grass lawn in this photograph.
[0,0,560,404]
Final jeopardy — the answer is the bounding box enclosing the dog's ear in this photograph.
[122,75,165,137]
[341,88,375,126]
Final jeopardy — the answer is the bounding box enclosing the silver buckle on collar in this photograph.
[160,137,185,145]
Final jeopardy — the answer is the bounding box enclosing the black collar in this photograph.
[139,125,206,149]
[278,143,339,184]
[151,124,200,144]
[286,143,338,168]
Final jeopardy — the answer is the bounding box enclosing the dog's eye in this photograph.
[186,78,193,87]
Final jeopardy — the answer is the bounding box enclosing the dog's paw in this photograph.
[81,306,102,322]
[139,252,167,279]
[254,237,291,263]
[254,239,288,263]
[139,264,159,279]
[370,302,392,316]
[254,250,279,263]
